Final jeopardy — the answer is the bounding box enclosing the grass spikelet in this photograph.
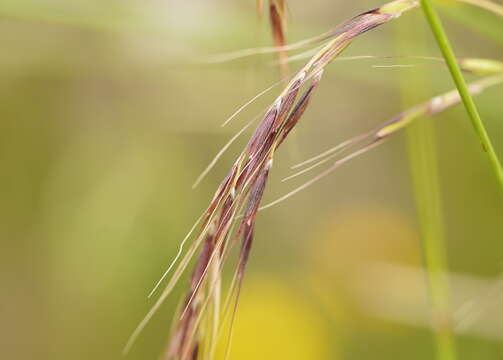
[458,58,503,75]
[265,73,503,208]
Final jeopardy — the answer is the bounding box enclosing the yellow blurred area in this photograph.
[224,277,330,360]
[313,206,422,272]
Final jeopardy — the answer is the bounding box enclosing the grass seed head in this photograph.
[127,2,439,359]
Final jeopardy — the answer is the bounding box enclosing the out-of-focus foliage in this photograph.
[1,1,502,360]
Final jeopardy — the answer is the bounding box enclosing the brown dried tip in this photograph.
[256,0,264,18]
[269,0,289,76]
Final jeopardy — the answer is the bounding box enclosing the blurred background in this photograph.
[1,0,503,359]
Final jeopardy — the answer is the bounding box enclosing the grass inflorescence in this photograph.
[123,1,503,359]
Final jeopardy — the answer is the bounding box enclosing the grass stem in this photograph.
[420,0,503,192]
[408,120,457,360]
[393,13,457,360]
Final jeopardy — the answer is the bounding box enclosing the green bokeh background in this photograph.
[1,1,502,359]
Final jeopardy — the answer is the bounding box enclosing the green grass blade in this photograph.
[420,0,503,192]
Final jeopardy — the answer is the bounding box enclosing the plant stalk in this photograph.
[393,12,457,360]
[420,0,503,192]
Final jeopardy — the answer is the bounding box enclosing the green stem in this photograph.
[420,0,503,192]
[408,121,455,360]
[393,13,457,360]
